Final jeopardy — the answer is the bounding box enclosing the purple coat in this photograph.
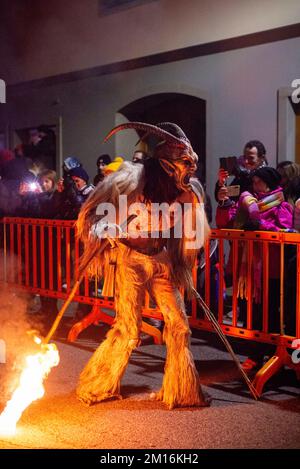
[216,188,293,232]
[216,188,293,279]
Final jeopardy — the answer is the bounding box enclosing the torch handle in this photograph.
[44,241,108,344]
[44,276,83,344]
[44,214,137,344]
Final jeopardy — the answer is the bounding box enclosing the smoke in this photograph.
[0,285,42,405]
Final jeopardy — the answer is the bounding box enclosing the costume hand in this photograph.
[90,221,125,239]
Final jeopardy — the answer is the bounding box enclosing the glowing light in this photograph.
[29,183,38,191]
[0,338,59,435]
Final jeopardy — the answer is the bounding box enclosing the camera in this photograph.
[219,156,251,179]
[29,182,38,192]
[19,180,42,194]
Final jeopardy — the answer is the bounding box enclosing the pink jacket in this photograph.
[216,188,293,232]
[216,188,293,279]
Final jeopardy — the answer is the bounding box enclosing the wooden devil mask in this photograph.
[104,122,198,191]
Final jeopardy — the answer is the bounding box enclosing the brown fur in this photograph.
[77,244,207,408]
[76,160,209,408]
[76,162,144,278]
[76,162,208,295]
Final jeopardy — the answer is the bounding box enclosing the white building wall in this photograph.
[1,0,300,84]
[1,36,299,221]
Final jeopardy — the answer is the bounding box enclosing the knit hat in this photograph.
[69,166,89,182]
[253,167,281,190]
[103,156,124,175]
[97,154,111,166]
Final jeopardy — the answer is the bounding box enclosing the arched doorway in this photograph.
[118,93,206,182]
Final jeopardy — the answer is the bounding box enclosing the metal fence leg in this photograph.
[67,305,163,345]
[140,321,163,345]
[67,305,114,342]
[252,345,289,396]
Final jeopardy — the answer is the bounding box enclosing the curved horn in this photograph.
[103,122,189,147]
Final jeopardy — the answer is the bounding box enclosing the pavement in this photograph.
[0,320,299,449]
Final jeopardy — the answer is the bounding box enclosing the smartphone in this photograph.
[227,185,240,197]
[219,156,238,175]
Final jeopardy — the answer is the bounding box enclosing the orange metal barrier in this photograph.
[192,229,300,343]
[1,217,299,395]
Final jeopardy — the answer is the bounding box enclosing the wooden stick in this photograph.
[44,215,137,344]
[193,288,259,400]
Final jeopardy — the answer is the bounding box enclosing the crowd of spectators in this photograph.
[214,141,300,370]
[1,132,299,363]
[0,129,115,331]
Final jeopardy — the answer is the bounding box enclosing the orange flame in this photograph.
[0,336,59,435]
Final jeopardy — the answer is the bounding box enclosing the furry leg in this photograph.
[150,275,209,409]
[76,252,144,405]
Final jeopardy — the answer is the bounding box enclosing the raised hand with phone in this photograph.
[217,156,241,203]
[215,141,268,205]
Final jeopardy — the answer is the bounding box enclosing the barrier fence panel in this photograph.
[0,217,115,309]
[189,229,300,344]
[0,218,299,395]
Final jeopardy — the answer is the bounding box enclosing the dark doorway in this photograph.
[119,93,206,182]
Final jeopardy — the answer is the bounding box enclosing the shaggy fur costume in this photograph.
[77,243,207,408]
[76,123,210,409]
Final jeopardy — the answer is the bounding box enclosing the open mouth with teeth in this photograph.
[179,172,194,191]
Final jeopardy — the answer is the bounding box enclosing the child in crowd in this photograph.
[216,167,294,370]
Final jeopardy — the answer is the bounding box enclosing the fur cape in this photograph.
[76,161,209,297]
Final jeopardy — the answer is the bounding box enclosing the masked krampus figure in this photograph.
[76,122,210,409]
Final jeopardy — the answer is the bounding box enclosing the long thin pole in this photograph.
[44,276,83,344]
[44,215,137,344]
[193,288,259,400]
[44,245,104,344]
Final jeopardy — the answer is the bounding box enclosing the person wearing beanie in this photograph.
[55,165,94,220]
[94,154,111,185]
[103,156,124,175]
[217,167,291,230]
[97,154,111,167]
[252,167,281,192]
[69,167,94,201]
[217,165,293,372]
[69,166,89,185]
[240,168,293,370]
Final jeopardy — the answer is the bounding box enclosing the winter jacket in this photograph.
[216,188,293,232]
[216,187,293,279]
[55,182,95,220]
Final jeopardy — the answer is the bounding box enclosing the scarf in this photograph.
[237,190,283,303]
[257,191,284,212]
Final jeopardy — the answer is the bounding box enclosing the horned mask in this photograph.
[103,122,198,191]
